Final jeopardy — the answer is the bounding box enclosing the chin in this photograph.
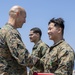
[49,37,53,40]
[20,26,22,28]
[30,40,33,42]
[49,36,51,39]
[18,26,22,28]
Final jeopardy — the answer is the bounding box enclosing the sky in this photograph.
[0,0,75,69]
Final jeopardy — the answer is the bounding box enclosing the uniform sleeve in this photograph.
[54,49,74,75]
[33,48,50,68]
[5,30,33,66]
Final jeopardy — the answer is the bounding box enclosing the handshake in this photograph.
[26,54,40,68]
[28,54,39,64]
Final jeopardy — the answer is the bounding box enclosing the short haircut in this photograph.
[30,27,42,37]
[48,18,65,35]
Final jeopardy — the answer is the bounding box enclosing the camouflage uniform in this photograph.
[29,40,49,75]
[36,40,74,75]
[0,23,32,75]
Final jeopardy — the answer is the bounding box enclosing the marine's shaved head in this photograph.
[9,5,26,17]
[8,5,26,28]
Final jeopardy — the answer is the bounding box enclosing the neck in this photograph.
[8,18,16,29]
[54,37,63,44]
[34,39,40,44]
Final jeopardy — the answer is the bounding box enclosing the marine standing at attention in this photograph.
[29,27,49,75]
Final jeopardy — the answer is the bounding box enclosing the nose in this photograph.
[48,30,50,35]
[24,19,26,23]
[29,35,31,38]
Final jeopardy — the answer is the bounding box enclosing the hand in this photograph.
[28,54,39,65]
[32,56,39,64]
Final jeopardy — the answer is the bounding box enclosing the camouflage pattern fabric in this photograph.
[36,40,74,75]
[29,40,49,75]
[0,23,33,75]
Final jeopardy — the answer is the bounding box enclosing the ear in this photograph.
[36,33,39,36]
[36,33,40,38]
[58,27,62,33]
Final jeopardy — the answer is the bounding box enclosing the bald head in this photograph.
[8,5,26,28]
[9,5,26,17]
